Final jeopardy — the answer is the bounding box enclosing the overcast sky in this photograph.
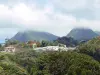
[0,0,100,42]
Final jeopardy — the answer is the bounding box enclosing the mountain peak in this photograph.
[11,30,59,42]
[67,28,98,41]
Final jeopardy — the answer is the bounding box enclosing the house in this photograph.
[46,46,59,51]
[34,46,59,52]
[34,46,76,52]
[34,46,64,52]
[58,43,66,47]
[4,45,16,52]
[27,41,40,49]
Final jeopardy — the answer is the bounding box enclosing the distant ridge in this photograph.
[66,28,99,41]
[11,30,59,42]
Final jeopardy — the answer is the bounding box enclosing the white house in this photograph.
[4,46,15,52]
[46,46,59,51]
[34,46,76,52]
[34,46,59,52]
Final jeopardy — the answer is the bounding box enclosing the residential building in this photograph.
[4,45,15,52]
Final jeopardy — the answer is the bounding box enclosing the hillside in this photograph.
[11,30,59,42]
[56,37,78,47]
[67,28,98,41]
[1,48,100,75]
[77,37,100,62]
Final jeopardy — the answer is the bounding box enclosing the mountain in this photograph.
[11,30,59,42]
[67,28,99,41]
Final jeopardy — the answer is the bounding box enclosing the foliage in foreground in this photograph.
[77,37,100,62]
[36,51,100,75]
[0,47,100,75]
[0,53,28,75]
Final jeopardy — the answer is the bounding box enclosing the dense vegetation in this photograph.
[77,37,100,62]
[0,50,100,75]
[0,53,28,75]
[1,37,100,75]
[56,37,78,47]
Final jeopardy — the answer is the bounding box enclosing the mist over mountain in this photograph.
[66,28,99,41]
[11,30,59,42]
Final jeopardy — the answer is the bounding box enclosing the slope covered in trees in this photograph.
[0,53,28,75]
[0,49,100,75]
[1,37,100,75]
[11,30,59,42]
[77,37,100,62]
[56,37,78,47]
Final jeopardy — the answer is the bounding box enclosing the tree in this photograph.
[77,37,100,62]
[36,51,100,75]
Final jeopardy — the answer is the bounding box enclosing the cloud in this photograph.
[51,0,87,10]
[51,0,100,20]
[0,0,100,41]
[0,3,75,28]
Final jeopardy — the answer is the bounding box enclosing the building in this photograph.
[34,46,76,52]
[4,45,15,52]
[27,41,40,49]
[46,46,59,51]
[34,46,67,52]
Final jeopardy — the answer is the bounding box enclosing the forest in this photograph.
[0,37,100,75]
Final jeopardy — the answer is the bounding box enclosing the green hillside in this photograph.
[77,37,100,62]
[11,30,59,42]
[0,50,100,75]
[67,28,98,41]
[56,37,78,47]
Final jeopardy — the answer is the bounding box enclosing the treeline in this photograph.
[56,37,79,47]
[3,37,79,48]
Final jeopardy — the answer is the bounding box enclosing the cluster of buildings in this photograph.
[34,46,76,52]
[0,41,76,53]
[3,45,16,52]
[0,41,38,53]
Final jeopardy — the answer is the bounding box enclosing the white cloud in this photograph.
[0,3,75,29]
[0,0,100,41]
[51,0,87,10]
